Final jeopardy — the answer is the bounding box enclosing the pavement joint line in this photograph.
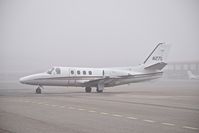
[112,114,123,117]
[183,126,198,130]
[143,119,155,123]
[88,110,97,113]
[60,106,65,108]
[126,117,137,120]
[161,122,175,126]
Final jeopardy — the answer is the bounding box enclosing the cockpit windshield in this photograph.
[47,67,61,75]
[47,68,54,74]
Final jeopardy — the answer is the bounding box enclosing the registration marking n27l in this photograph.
[152,56,162,61]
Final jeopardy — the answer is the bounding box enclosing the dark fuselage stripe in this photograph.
[35,76,103,81]
[34,72,163,81]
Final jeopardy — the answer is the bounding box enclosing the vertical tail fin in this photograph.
[143,43,170,70]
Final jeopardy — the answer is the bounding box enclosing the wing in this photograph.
[83,72,163,87]
[83,73,136,87]
[83,76,122,87]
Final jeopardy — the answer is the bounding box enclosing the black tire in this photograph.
[36,87,41,94]
[85,87,92,93]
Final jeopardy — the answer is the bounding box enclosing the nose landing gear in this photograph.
[36,86,42,94]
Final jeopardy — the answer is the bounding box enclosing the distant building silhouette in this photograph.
[163,61,199,79]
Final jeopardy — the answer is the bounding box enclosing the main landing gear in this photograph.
[36,86,42,94]
[96,88,103,93]
[85,84,104,93]
[96,83,104,93]
[85,87,92,93]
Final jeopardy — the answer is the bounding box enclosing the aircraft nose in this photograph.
[19,77,28,84]
[19,76,33,84]
[19,73,47,85]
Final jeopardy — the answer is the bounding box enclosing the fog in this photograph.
[1,0,199,73]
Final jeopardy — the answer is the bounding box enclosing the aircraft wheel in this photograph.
[36,87,42,94]
[85,87,92,93]
[96,88,103,93]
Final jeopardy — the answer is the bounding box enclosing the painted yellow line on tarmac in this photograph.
[143,119,155,123]
[21,100,199,131]
[161,122,175,126]
[183,126,198,130]
[88,110,97,113]
[78,108,85,111]
[100,112,109,115]
[112,114,123,117]
[126,116,137,120]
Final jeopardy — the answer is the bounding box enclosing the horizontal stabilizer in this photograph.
[144,62,167,70]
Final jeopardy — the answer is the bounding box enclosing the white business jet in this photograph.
[187,70,199,80]
[20,43,170,94]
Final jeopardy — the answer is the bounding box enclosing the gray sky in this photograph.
[1,0,199,72]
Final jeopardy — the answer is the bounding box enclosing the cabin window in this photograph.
[55,68,61,74]
[89,71,92,75]
[83,70,86,75]
[77,70,80,75]
[71,70,74,75]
